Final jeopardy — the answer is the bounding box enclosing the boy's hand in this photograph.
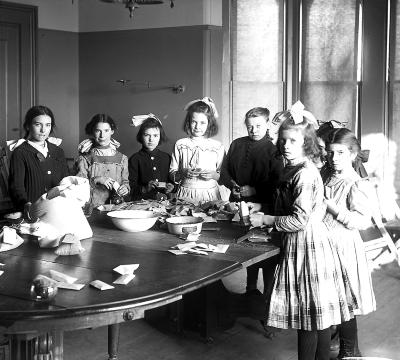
[247,202,262,214]
[240,185,256,197]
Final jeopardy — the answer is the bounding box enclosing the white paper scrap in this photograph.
[57,282,85,290]
[179,233,200,242]
[113,264,139,275]
[113,273,135,285]
[187,248,208,255]
[49,269,78,284]
[214,244,229,253]
[168,249,186,255]
[112,181,120,192]
[0,270,4,277]
[0,263,5,266]
[2,227,17,245]
[176,242,197,251]
[90,280,114,290]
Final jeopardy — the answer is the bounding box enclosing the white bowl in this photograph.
[165,216,204,235]
[107,210,158,232]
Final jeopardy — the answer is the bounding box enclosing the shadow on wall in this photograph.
[362,133,400,221]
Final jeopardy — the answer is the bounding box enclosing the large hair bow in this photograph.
[7,137,62,152]
[77,138,120,154]
[183,97,219,119]
[130,113,162,127]
[289,101,318,128]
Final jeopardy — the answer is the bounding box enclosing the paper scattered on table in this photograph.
[57,282,85,290]
[179,233,200,242]
[113,264,139,275]
[168,249,186,255]
[49,269,78,284]
[214,244,229,253]
[0,226,24,252]
[90,280,114,290]
[169,242,229,256]
[236,229,271,243]
[113,273,135,285]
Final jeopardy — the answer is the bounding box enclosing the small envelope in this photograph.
[113,264,139,275]
[58,282,85,290]
[113,274,135,285]
[49,269,78,284]
[168,249,186,255]
[90,280,114,290]
[214,244,229,253]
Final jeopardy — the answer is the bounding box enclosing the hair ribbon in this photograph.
[7,137,62,152]
[131,113,162,127]
[183,97,219,119]
[289,101,318,128]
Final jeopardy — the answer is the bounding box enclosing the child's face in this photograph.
[190,112,209,138]
[93,122,114,147]
[245,116,268,141]
[28,115,52,143]
[142,127,160,152]
[326,143,356,172]
[279,129,306,164]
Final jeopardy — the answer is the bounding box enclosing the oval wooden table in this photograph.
[0,215,280,360]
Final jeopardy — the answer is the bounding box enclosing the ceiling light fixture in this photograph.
[99,0,175,18]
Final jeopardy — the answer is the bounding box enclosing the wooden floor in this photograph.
[64,259,400,360]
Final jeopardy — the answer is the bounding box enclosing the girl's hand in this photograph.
[324,197,339,217]
[94,176,115,190]
[165,183,175,194]
[249,212,265,228]
[240,185,256,197]
[144,180,158,193]
[247,202,262,214]
[117,184,129,196]
[199,170,219,181]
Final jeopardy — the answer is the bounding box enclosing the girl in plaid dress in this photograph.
[249,105,357,360]
[323,128,376,358]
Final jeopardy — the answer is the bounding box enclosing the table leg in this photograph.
[108,324,120,360]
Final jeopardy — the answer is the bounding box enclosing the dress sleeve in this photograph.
[128,155,141,200]
[274,167,317,232]
[75,155,91,180]
[336,180,373,230]
[169,142,181,182]
[120,155,130,190]
[216,143,225,173]
[219,144,233,189]
[8,149,28,210]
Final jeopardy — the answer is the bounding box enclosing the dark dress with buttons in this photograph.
[8,141,69,211]
[219,135,284,211]
[128,148,171,200]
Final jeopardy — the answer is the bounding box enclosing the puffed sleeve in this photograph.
[169,142,181,182]
[120,154,130,190]
[274,167,319,232]
[75,154,91,179]
[336,179,373,230]
[8,149,28,210]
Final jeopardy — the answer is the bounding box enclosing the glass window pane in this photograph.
[230,0,284,140]
[301,0,358,125]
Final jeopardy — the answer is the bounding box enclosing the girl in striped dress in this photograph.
[249,105,357,360]
[323,128,376,358]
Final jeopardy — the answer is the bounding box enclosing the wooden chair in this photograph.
[0,145,14,214]
[360,214,400,267]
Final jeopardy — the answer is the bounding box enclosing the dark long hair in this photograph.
[85,114,117,136]
[136,118,167,145]
[23,105,56,139]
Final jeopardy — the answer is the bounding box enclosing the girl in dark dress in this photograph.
[129,115,174,200]
[8,105,68,215]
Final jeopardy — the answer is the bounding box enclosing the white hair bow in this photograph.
[7,137,62,152]
[183,97,219,119]
[290,101,318,128]
[77,138,120,154]
[130,113,162,127]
